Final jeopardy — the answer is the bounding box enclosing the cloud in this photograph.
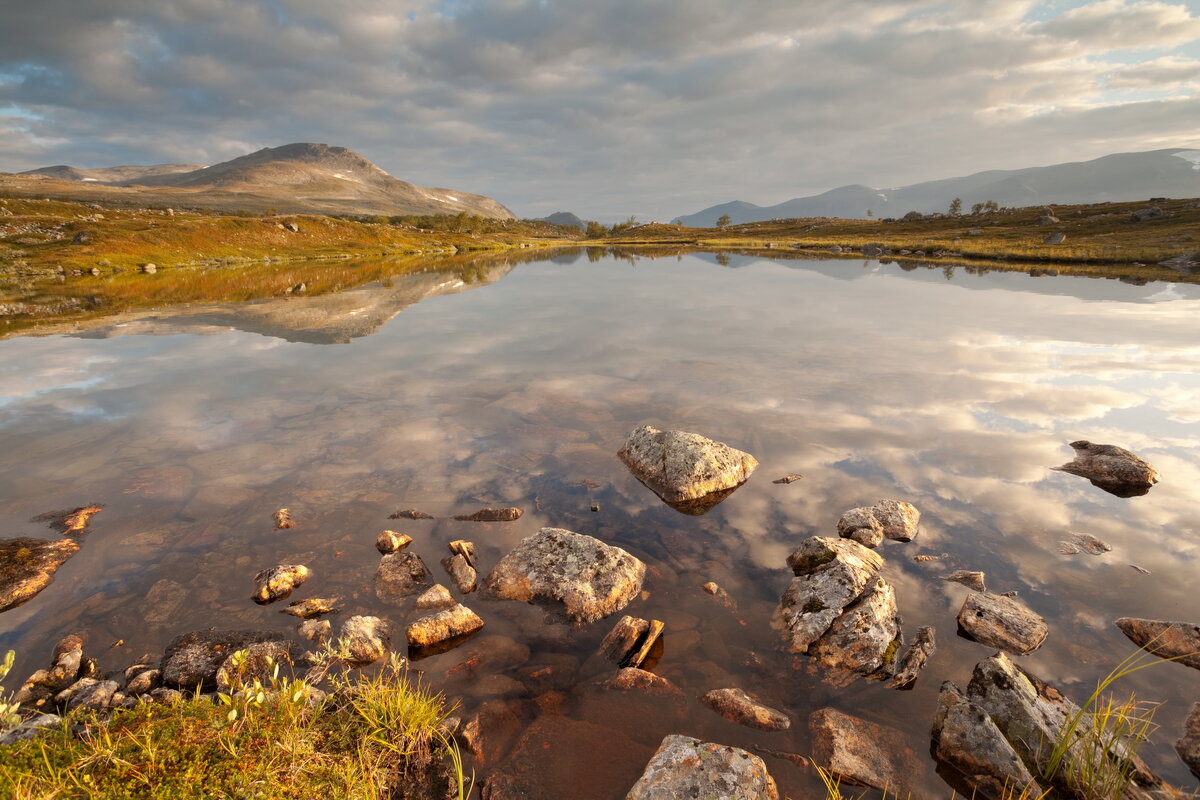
[0,1,1198,219]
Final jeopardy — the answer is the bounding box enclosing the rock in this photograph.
[282,597,340,619]
[699,688,790,731]
[604,668,686,701]
[374,551,430,603]
[71,230,93,245]
[837,507,884,548]
[967,228,983,235]
[1130,206,1164,222]
[776,537,884,654]
[140,263,156,274]
[943,570,987,592]
[0,537,81,612]
[142,578,188,627]
[1043,233,1067,245]
[252,564,309,604]
[461,699,524,765]
[413,584,456,612]
[147,687,183,704]
[483,527,646,625]
[862,243,886,256]
[617,425,757,513]
[454,507,522,522]
[1059,532,1111,556]
[1159,251,1200,272]
[931,681,1038,799]
[1114,618,1200,670]
[957,592,1048,655]
[600,616,664,668]
[625,734,779,800]
[215,641,295,691]
[807,576,902,685]
[284,221,300,232]
[124,669,160,695]
[0,714,62,746]
[273,508,295,529]
[442,553,478,594]
[772,473,803,484]
[1052,440,1158,497]
[701,581,738,612]
[407,604,484,653]
[872,499,920,541]
[160,629,284,690]
[375,530,411,554]
[389,509,435,520]
[339,616,393,667]
[888,626,936,689]
[57,678,119,711]
[1176,703,1200,780]
[810,708,923,795]
[1038,215,1060,224]
[46,634,85,691]
[297,618,331,644]
[61,505,103,533]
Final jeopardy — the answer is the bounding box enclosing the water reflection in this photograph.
[1,252,1199,796]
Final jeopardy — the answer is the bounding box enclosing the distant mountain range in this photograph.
[538,211,586,229]
[11,143,514,219]
[675,148,1200,226]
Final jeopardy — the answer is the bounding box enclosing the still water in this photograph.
[2,250,1199,797]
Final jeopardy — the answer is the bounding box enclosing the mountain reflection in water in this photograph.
[1,252,1198,797]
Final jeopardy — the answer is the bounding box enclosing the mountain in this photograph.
[539,211,586,229]
[675,148,1200,226]
[11,143,514,219]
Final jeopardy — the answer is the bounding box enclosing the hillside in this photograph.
[7,143,515,219]
[676,148,1200,225]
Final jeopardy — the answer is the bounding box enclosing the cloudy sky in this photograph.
[2,0,1199,220]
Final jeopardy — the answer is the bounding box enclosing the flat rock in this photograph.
[942,570,987,592]
[958,592,1048,655]
[407,603,484,652]
[483,527,646,625]
[931,680,1038,799]
[810,707,923,795]
[1052,440,1158,497]
[454,507,523,522]
[786,536,884,576]
[414,583,456,612]
[389,509,435,520]
[1114,617,1200,670]
[1176,703,1200,780]
[160,629,283,690]
[282,597,340,619]
[339,615,392,667]
[699,688,790,731]
[618,425,757,512]
[0,537,81,612]
[251,564,309,604]
[374,551,430,603]
[625,734,778,800]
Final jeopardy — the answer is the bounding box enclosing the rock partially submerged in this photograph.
[810,708,924,795]
[1052,440,1158,497]
[625,734,779,800]
[252,564,309,604]
[375,530,412,554]
[483,527,645,625]
[957,592,1048,655]
[339,615,393,667]
[618,425,757,514]
[282,597,340,619]
[700,688,790,731]
[414,583,456,612]
[1176,703,1200,780]
[931,681,1037,798]
[0,537,81,612]
[374,551,431,603]
[390,508,435,520]
[837,500,921,547]
[600,615,664,669]
[943,570,987,592]
[407,603,484,655]
[454,507,523,522]
[161,629,285,690]
[1114,617,1200,670]
[889,626,936,689]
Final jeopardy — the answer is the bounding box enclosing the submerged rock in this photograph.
[625,734,779,800]
[0,537,81,613]
[1052,440,1158,497]
[889,626,936,689]
[296,618,331,645]
[699,688,790,731]
[810,708,924,795]
[339,615,393,667]
[374,551,431,603]
[1176,703,1200,780]
[414,583,456,612]
[454,507,523,522]
[407,604,484,653]
[273,508,295,529]
[483,527,645,625]
[282,596,340,619]
[618,425,757,513]
[251,564,309,604]
[957,592,1048,655]
[161,630,285,691]
[1114,617,1200,670]
[701,581,738,612]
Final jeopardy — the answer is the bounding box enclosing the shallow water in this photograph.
[2,250,1199,797]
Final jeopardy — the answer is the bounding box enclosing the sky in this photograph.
[1,0,1199,221]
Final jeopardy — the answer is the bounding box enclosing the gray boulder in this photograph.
[625,734,778,799]
[1052,440,1158,497]
[775,537,883,654]
[0,537,81,613]
[957,592,1048,655]
[483,527,645,625]
[0,714,62,746]
[618,425,757,513]
[807,576,902,686]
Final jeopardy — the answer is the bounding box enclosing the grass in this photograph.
[0,649,472,800]
[811,764,1048,800]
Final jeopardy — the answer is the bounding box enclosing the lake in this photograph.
[2,249,1199,797]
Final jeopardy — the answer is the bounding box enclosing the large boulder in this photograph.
[931,681,1038,798]
[810,708,924,795]
[1114,617,1200,670]
[482,527,645,625]
[160,629,285,691]
[957,592,1048,655]
[806,577,902,686]
[618,425,757,513]
[1052,440,1158,497]
[625,734,778,800]
[0,537,81,613]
